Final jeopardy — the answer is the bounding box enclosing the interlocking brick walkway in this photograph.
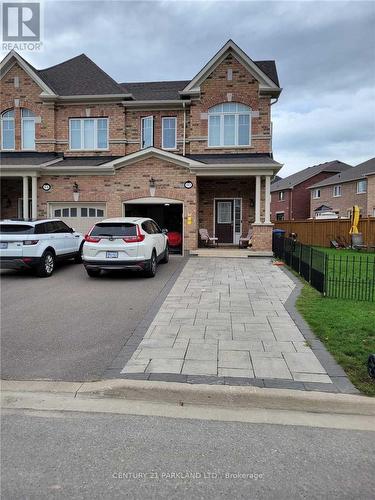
[121,258,332,384]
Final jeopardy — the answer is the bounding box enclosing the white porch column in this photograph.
[22,176,29,219]
[31,176,38,219]
[264,175,271,224]
[255,175,261,224]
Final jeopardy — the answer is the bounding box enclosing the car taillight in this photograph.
[23,240,39,245]
[85,234,101,243]
[123,225,145,243]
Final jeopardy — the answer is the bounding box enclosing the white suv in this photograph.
[0,219,84,277]
[82,217,169,278]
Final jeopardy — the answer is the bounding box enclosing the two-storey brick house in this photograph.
[0,40,282,252]
[270,161,351,220]
[309,158,375,218]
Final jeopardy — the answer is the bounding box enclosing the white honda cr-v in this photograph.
[82,217,169,278]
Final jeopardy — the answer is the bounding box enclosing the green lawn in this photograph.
[296,284,375,396]
[312,247,375,300]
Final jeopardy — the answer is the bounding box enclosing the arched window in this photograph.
[208,103,251,147]
[21,108,36,150]
[1,110,15,150]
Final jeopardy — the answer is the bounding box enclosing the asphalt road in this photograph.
[0,256,186,381]
[2,410,374,499]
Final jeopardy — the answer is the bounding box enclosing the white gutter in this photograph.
[183,102,187,156]
[123,100,191,108]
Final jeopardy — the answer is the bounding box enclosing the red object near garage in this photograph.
[167,231,182,247]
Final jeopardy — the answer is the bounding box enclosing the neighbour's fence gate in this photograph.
[273,237,375,301]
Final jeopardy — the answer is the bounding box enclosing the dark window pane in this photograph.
[81,208,88,217]
[88,208,96,217]
[97,209,104,217]
[34,223,45,234]
[70,207,77,217]
[62,208,69,217]
[54,209,61,217]
[91,223,137,237]
[0,224,34,234]
[142,221,153,234]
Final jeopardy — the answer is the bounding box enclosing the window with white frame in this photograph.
[357,179,367,194]
[141,116,153,148]
[312,189,321,199]
[278,191,285,201]
[162,117,177,149]
[333,185,342,197]
[21,108,36,150]
[208,103,251,147]
[1,109,15,150]
[69,118,108,150]
[276,212,285,221]
[53,206,105,218]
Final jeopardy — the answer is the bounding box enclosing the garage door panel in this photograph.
[49,204,106,234]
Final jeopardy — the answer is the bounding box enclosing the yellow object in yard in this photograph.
[349,205,360,234]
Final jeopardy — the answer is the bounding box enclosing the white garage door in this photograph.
[49,203,106,234]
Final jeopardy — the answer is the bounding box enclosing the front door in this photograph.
[215,199,234,244]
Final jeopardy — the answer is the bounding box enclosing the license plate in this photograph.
[106,251,118,258]
[0,242,8,249]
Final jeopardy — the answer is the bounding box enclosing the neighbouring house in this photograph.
[309,158,375,218]
[270,161,352,220]
[0,40,283,252]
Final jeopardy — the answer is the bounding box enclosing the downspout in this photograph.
[182,101,186,156]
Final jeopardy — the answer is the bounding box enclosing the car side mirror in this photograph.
[70,227,75,233]
[162,228,168,234]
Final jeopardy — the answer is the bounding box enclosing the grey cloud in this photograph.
[3,0,374,175]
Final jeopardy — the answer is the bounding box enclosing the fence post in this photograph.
[323,253,328,297]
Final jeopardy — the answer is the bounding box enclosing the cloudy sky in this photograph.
[4,0,375,176]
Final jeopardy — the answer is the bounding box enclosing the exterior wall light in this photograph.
[73,182,80,202]
[149,177,156,197]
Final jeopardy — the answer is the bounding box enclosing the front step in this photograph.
[189,249,273,258]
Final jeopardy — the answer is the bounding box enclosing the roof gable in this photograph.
[271,161,352,192]
[0,50,56,96]
[309,157,375,189]
[181,40,281,95]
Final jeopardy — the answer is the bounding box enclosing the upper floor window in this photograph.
[276,212,285,221]
[278,191,285,201]
[162,117,177,150]
[357,179,367,194]
[208,103,251,147]
[69,118,108,150]
[333,185,342,197]
[1,110,15,150]
[312,189,321,199]
[21,108,36,150]
[141,116,153,149]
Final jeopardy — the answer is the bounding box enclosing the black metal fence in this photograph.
[273,237,375,301]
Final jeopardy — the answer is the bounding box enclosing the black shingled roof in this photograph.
[186,153,280,165]
[10,51,280,99]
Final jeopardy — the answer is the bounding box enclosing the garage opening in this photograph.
[124,199,183,254]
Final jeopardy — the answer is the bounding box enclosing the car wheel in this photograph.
[161,244,169,263]
[86,268,101,278]
[145,251,157,278]
[36,251,55,277]
[74,243,84,264]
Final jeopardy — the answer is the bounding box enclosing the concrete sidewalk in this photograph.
[113,257,356,393]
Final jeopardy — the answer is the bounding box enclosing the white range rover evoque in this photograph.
[0,219,84,277]
[82,217,169,278]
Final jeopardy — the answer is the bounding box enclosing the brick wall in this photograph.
[198,177,256,237]
[37,158,198,250]
[188,54,271,155]
[271,172,347,221]
[251,224,273,251]
[2,55,272,158]
[310,180,369,218]
[366,175,375,216]
[271,189,291,220]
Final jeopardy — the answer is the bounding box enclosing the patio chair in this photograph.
[238,228,253,248]
[199,228,218,247]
